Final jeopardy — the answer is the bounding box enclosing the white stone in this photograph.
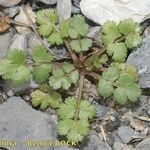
[80,0,150,25]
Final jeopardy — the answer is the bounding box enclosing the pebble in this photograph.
[22,95,31,101]
[1,79,39,97]
[4,6,20,18]
[105,116,120,131]
[136,138,150,150]
[87,26,102,47]
[117,126,135,143]
[82,131,112,150]
[0,0,22,7]
[114,142,135,150]
[147,108,150,116]
[133,96,150,116]
[95,104,109,118]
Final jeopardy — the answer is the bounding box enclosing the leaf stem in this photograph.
[84,47,106,60]
[64,40,79,65]
[85,71,101,80]
[74,71,85,120]
[27,61,65,67]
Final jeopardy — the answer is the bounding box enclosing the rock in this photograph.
[71,5,81,14]
[106,132,115,147]
[0,91,7,104]
[122,110,145,132]
[0,32,11,59]
[80,79,99,102]
[0,96,57,150]
[1,80,39,96]
[72,79,99,102]
[136,138,150,150]
[133,96,150,116]
[95,104,109,118]
[47,46,69,60]
[87,26,102,47]
[4,6,20,18]
[114,142,135,150]
[14,5,35,33]
[22,95,31,102]
[147,108,150,116]
[57,0,71,22]
[105,116,120,131]
[143,26,150,38]
[82,131,112,150]
[80,0,150,25]
[127,36,150,88]
[30,0,57,11]
[9,34,27,51]
[117,126,135,143]
[0,0,22,7]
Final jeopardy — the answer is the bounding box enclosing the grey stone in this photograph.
[95,104,109,118]
[0,0,22,7]
[9,34,27,51]
[147,108,150,116]
[77,79,99,102]
[50,46,69,60]
[1,79,39,96]
[82,131,112,150]
[57,0,71,22]
[127,36,150,88]
[114,142,135,150]
[105,116,120,131]
[136,138,150,150]
[133,96,150,116]
[4,6,20,18]
[117,126,135,144]
[71,5,81,14]
[0,96,57,150]
[87,26,102,47]
[0,32,10,59]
